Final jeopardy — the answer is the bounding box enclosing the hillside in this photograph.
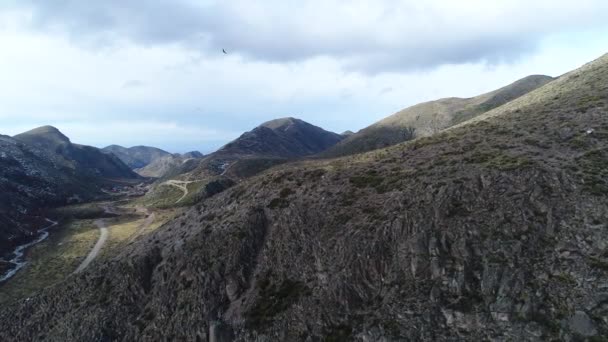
[135,154,202,178]
[102,145,205,178]
[102,145,173,169]
[182,151,204,159]
[0,135,96,258]
[1,54,606,340]
[323,75,554,157]
[218,117,343,158]
[15,126,140,179]
[140,117,342,207]
[192,117,343,176]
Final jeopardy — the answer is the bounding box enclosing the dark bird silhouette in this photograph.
[222,49,227,54]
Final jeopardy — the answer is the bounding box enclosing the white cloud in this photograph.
[11,0,608,72]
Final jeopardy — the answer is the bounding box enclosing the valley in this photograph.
[0,199,179,305]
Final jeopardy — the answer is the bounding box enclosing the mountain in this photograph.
[182,151,204,159]
[192,117,343,176]
[15,126,139,179]
[102,145,205,178]
[0,135,96,257]
[218,117,343,158]
[102,145,173,169]
[135,154,202,178]
[139,117,342,207]
[323,75,554,157]
[1,126,140,258]
[4,54,606,340]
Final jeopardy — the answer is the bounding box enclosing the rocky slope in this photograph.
[102,145,173,169]
[0,135,96,257]
[189,117,343,177]
[218,117,343,158]
[140,118,341,207]
[135,154,203,178]
[2,55,607,341]
[102,145,205,178]
[323,75,554,157]
[15,126,139,179]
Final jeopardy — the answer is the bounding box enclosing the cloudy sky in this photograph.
[1,1,607,153]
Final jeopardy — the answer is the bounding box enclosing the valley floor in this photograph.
[0,200,177,305]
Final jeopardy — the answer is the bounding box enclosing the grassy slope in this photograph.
[323,75,554,157]
[0,203,177,305]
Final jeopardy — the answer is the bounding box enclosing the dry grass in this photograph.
[0,202,178,305]
[0,219,99,304]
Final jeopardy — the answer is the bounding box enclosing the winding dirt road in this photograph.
[74,219,108,273]
[162,180,195,204]
[129,206,156,242]
[73,204,117,274]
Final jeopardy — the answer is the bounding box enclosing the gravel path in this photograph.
[74,219,108,274]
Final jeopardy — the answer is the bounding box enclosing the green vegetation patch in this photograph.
[0,220,99,304]
[574,149,608,195]
[246,277,310,329]
[279,187,295,198]
[465,151,534,171]
[349,174,383,188]
[588,256,608,271]
[577,94,606,112]
[323,324,353,342]
[267,198,289,209]
[50,203,113,220]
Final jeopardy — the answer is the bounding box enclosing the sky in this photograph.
[1,1,608,153]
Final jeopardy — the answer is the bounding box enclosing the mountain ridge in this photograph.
[15,126,139,180]
[102,145,173,169]
[322,74,555,157]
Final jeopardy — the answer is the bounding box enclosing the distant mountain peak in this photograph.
[101,145,173,169]
[260,117,303,130]
[15,125,71,144]
[322,73,555,157]
[14,126,138,179]
[217,117,343,159]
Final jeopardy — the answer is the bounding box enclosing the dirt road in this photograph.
[73,204,117,273]
[162,180,195,204]
[74,219,108,273]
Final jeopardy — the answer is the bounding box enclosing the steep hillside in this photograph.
[0,135,96,257]
[3,55,606,341]
[135,154,202,178]
[102,145,172,169]
[324,75,554,157]
[182,151,204,159]
[218,117,343,158]
[140,118,340,208]
[188,117,342,178]
[15,126,139,179]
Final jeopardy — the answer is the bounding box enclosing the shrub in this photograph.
[267,198,289,209]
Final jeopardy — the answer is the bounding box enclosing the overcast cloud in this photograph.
[1,1,608,152]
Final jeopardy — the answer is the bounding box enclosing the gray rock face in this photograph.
[568,311,597,336]
[0,135,96,256]
[15,126,140,179]
[216,117,344,159]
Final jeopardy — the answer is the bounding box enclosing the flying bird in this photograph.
[222,49,227,54]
